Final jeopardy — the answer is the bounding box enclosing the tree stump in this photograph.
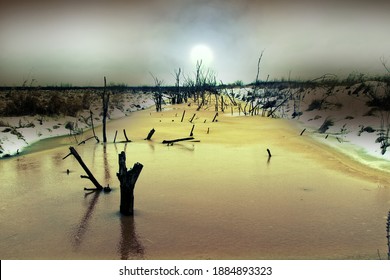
[117,151,143,216]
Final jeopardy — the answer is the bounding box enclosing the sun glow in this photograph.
[190,44,213,65]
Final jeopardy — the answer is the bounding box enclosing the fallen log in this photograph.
[117,151,143,216]
[63,146,103,191]
[162,137,194,145]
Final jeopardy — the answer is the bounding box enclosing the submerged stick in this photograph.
[300,128,306,136]
[78,136,96,146]
[181,110,186,122]
[145,128,156,140]
[64,146,103,191]
[123,129,131,142]
[212,112,218,122]
[190,124,195,137]
[113,130,118,143]
[162,137,194,145]
[189,113,196,123]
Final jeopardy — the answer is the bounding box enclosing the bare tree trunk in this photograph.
[252,50,264,116]
[150,73,164,112]
[117,151,143,216]
[175,67,182,104]
[102,76,110,143]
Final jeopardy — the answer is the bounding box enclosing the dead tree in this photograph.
[150,73,163,112]
[174,67,182,104]
[117,151,143,216]
[63,146,103,191]
[101,76,110,143]
[182,74,195,103]
[380,56,390,74]
[251,50,264,116]
[195,60,202,105]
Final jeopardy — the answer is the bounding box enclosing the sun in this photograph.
[190,44,213,66]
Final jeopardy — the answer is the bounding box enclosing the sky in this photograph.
[1,0,390,86]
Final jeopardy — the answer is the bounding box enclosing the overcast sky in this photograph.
[1,0,390,86]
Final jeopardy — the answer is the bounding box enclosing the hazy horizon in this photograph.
[1,0,390,86]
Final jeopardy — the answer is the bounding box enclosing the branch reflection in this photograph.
[71,191,100,250]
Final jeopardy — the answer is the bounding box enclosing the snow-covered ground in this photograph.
[229,82,390,172]
[0,91,154,158]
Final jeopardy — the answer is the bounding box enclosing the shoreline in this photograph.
[1,89,390,184]
[0,92,154,158]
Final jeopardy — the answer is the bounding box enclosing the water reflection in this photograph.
[71,191,100,250]
[147,141,155,152]
[51,152,66,168]
[103,144,111,182]
[118,215,144,260]
[170,143,195,152]
[16,156,39,172]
